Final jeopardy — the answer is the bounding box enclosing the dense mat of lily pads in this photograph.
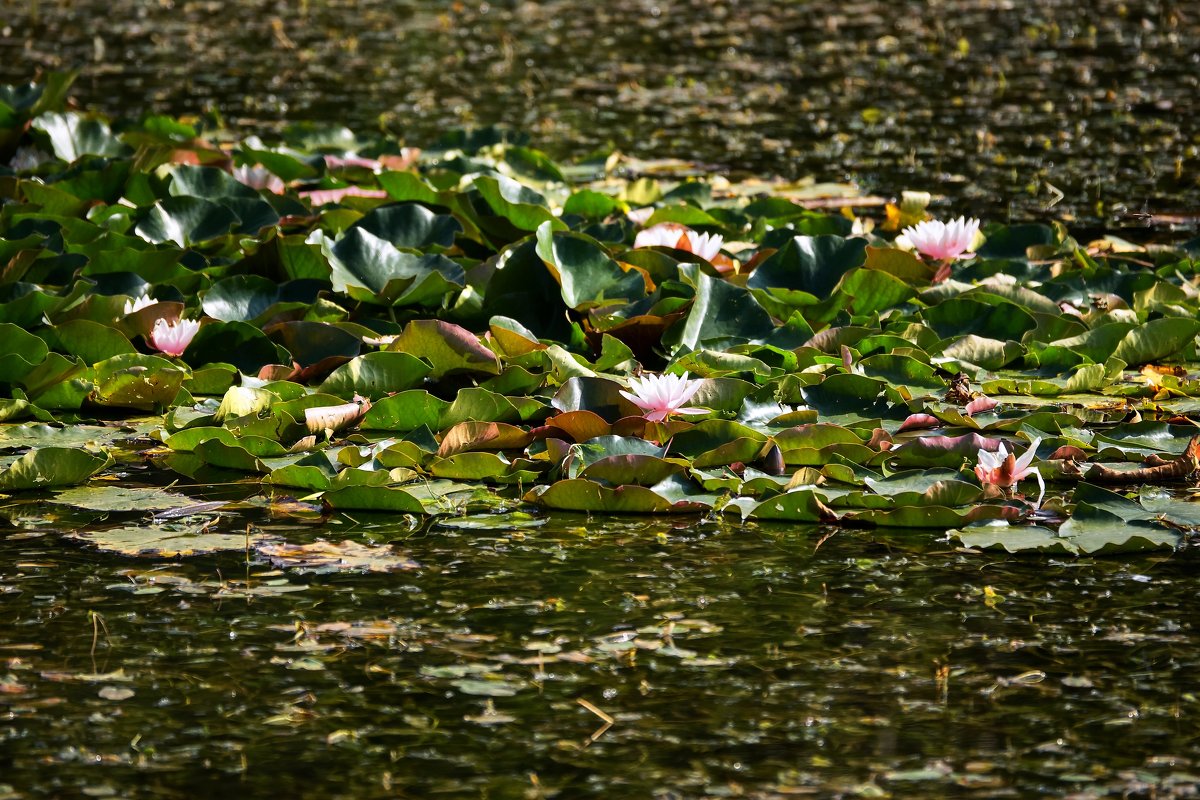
[3,73,1200,557]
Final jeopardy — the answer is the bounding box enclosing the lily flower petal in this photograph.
[1013,436,1042,474]
[902,216,981,261]
[974,437,1044,506]
[123,293,155,316]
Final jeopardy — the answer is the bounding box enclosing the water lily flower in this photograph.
[378,148,421,171]
[232,165,286,194]
[8,146,50,172]
[634,223,724,263]
[902,216,981,261]
[149,318,201,357]
[123,293,156,316]
[975,436,1044,506]
[626,206,655,225]
[619,372,707,422]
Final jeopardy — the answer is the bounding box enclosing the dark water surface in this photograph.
[3,0,1199,229]
[2,502,1199,798]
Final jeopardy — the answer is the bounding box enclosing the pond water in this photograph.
[3,500,1199,798]
[4,0,1199,230]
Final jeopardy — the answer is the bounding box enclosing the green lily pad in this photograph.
[326,227,466,307]
[135,196,240,246]
[319,352,432,399]
[747,235,868,299]
[388,320,500,378]
[362,390,451,432]
[536,223,645,311]
[91,353,187,410]
[48,485,196,512]
[32,112,129,161]
[526,478,706,514]
[321,484,427,513]
[0,446,113,491]
[67,524,273,557]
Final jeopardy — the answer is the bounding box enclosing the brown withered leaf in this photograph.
[1085,435,1200,484]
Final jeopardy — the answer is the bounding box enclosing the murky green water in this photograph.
[4,0,1199,229]
[3,498,1199,798]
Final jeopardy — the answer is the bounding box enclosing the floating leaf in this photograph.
[66,524,272,557]
[536,223,645,310]
[135,196,240,246]
[326,227,466,307]
[48,485,194,512]
[0,447,113,491]
[257,539,420,572]
[321,484,427,513]
[387,320,500,378]
[319,352,432,399]
[527,478,707,514]
[747,235,868,299]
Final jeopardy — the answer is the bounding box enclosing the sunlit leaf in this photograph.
[0,446,113,491]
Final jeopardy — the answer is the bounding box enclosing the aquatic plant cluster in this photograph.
[3,73,1200,556]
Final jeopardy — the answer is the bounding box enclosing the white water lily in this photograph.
[122,293,155,316]
[626,206,655,225]
[8,146,50,172]
[634,223,724,263]
[975,436,1044,507]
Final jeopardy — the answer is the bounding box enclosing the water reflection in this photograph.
[2,510,1198,797]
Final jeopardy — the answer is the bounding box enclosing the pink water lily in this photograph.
[619,372,707,422]
[902,216,981,261]
[634,223,724,263]
[975,436,1044,506]
[149,318,201,357]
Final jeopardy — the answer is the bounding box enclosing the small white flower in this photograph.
[8,146,50,172]
[634,223,724,263]
[626,207,655,225]
[122,293,156,316]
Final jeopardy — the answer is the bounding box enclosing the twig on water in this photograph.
[576,698,613,746]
